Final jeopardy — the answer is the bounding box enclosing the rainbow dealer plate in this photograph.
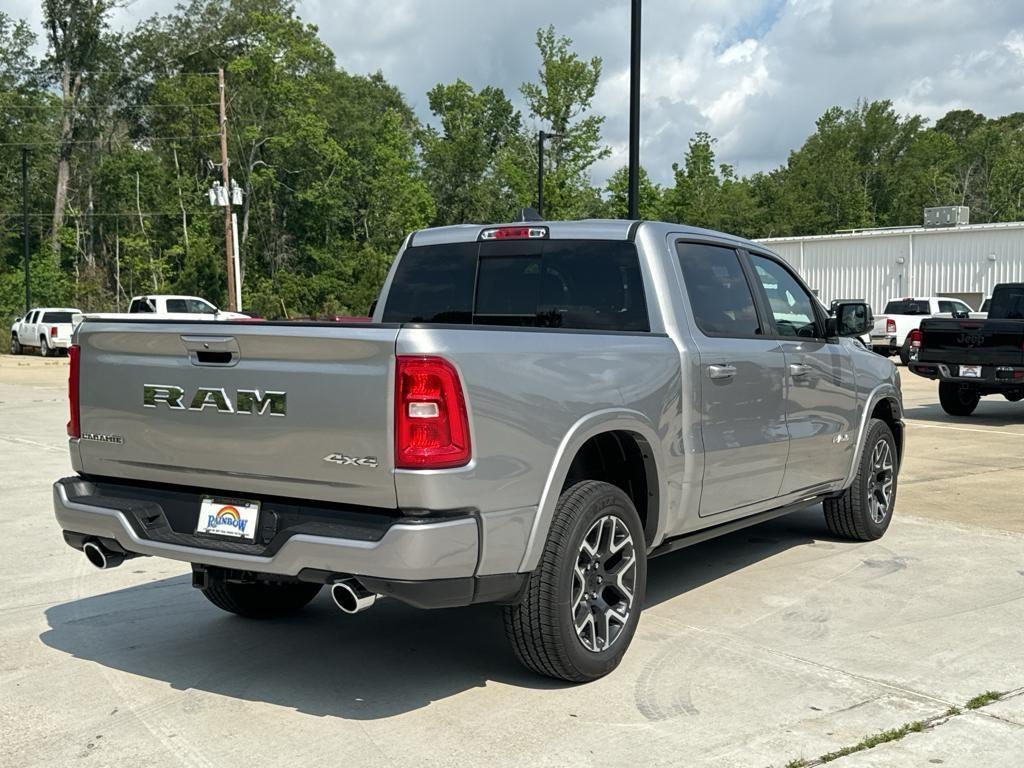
[197,497,261,541]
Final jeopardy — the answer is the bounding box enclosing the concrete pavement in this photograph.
[1,354,1021,767]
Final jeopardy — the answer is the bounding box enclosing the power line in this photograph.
[0,102,219,110]
[0,133,219,147]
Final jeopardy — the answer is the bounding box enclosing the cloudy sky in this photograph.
[8,0,1024,184]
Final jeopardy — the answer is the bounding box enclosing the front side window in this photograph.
[749,254,820,338]
[677,242,760,337]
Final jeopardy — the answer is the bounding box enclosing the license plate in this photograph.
[960,365,982,378]
[197,497,260,541]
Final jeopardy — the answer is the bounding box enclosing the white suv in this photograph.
[10,308,82,357]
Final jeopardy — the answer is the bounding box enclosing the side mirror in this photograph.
[828,302,872,338]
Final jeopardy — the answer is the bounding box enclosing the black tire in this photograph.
[939,381,980,416]
[39,336,51,357]
[201,579,321,619]
[504,480,647,682]
[10,335,21,355]
[898,339,911,366]
[824,418,898,541]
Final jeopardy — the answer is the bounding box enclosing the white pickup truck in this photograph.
[10,307,82,356]
[83,295,250,322]
[870,296,979,364]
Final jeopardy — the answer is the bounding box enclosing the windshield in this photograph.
[883,299,929,315]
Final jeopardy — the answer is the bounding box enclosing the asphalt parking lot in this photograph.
[2,353,1021,767]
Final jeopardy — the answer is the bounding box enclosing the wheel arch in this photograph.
[842,385,904,488]
[518,409,664,572]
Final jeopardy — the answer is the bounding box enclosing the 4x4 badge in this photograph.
[323,453,378,468]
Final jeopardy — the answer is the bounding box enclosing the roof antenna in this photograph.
[518,207,542,222]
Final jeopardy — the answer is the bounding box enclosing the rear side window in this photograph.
[42,312,74,323]
[383,240,649,331]
[677,242,760,337]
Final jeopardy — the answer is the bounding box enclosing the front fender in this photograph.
[843,383,904,488]
[517,408,664,572]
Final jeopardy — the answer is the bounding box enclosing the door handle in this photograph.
[789,363,811,378]
[708,364,737,380]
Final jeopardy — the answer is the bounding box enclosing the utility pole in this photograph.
[627,0,642,220]
[22,147,30,313]
[218,67,237,312]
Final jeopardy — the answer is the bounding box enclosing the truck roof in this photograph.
[409,219,768,253]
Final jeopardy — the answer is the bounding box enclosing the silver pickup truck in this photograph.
[54,219,903,682]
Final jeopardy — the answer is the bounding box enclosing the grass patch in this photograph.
[945,705,961,717]
[784,760,808,768]
[818,721,924,763]
[965,691,1003,710]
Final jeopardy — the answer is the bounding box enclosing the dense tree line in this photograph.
[2,0,1023,321]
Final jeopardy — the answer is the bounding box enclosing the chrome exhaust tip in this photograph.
[83,540,125,570]
[330,579,377,614]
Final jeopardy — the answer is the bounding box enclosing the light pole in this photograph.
[22,146,30,313]
[628,0,642,219]
[537,130,564,219]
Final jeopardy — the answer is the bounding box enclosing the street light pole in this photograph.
[627,0,642,219]
[537,130,565,219]
[22,146,30,313]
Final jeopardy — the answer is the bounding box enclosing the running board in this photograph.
[648,496,824,559]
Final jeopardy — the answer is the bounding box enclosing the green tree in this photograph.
[603,165,662,219]
[421,79,528,225]
[520,26,609,219]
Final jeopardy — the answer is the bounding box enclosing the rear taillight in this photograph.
[67,344,80,438]
[886,318,897,334]
[909,328,922,349]
[50,326,57,337]
[395,356,471,469]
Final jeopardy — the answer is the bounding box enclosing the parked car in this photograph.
[870,296,980,364]
[10,307,82,356]
[53,220,903,682]
[87,294,249,321]
[909,282,1024,415]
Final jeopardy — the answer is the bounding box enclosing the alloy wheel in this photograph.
[571,514,638,653]
[866,439,895,524]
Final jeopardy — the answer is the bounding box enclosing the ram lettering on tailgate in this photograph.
[142,384,286,416]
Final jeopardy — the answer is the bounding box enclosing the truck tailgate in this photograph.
[919,318,1024,367]
[75,321,400,508]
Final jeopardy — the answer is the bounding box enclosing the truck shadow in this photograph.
[40,509,833,719]
[904,400,1024,427]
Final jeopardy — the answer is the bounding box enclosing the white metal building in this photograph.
[757,221,1024,312]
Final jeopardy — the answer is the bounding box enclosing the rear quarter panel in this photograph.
[395,326,682,572]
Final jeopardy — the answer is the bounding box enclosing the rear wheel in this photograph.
[898,339,911,366]
[201,579,322,619]
[10,335,21,355]
[823,418,897,541]
[39,336,52,357]
[939,381,980,416]
[504,480,647,682]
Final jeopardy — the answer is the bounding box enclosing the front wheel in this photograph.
[10,335,21,355]
[504,480,647,682]
[939,381,980,416]
[201,578,322,618]
[823,418,898,541]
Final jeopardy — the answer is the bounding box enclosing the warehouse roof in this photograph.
[758,220,1024,244]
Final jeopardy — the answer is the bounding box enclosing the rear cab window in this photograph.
[988,285,1024,319]
[42,312,75,323]
[883,299,930,315]
[383,240,649,332]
